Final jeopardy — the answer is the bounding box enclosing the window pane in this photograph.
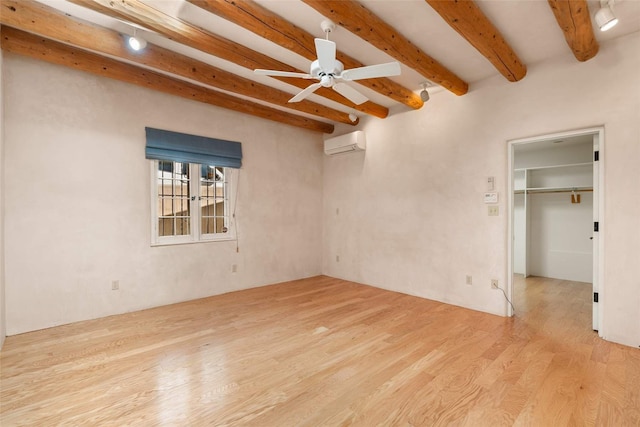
[201,217,213,234]
[158,199,165,216]
[158,160,172,174]
[199,166,228,235]
[176,218,190,236]
[158,218,174,237]
[158,197,171,216]
[156,161,191,237]
[174,198,188,216]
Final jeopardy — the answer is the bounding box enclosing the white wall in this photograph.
[529,192,593,282]
[3,53,323,335]
[514,142,593,169]
[323,32,640,347]
[513,193,525,275]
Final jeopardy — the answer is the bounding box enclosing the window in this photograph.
[151,161,235,245]
[145,127,242,246]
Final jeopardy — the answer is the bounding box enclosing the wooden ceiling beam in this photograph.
[0,26,334,134]
[547,0,599,62]
[425,0,527,82]
[67,0,389,119]
[301,0,468,96]
[0,0,355,126]
[187,0,423,110]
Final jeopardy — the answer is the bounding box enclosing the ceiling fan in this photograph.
[254,20,401,105]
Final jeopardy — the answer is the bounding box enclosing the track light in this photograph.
[348,113,358,123]
[420,82,431,103]
[128,29,147,51]
[420,88,430,102]
[595,0,619,32]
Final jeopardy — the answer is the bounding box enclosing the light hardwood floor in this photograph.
[1,275,639,426]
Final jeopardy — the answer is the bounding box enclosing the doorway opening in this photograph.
[507,127,604,335]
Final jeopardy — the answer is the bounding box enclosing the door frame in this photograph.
[506,127,605,336]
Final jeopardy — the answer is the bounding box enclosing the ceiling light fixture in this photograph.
[420,81,431,103]
[348,113,358,123]
[595,0,619,32]
[128,29,147,51]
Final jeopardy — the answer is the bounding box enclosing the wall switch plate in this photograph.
[487,176,495,191]
[466,275,473,286]
[112,280,119,290]
[231,264,237,273]
[488,206,499,216]
[484,192,498,203]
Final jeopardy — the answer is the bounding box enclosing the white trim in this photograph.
[150,161,158,244]
[507,127,603,145]
[593,131,605,337]
[507,127,605,337]
[507,141,515,316]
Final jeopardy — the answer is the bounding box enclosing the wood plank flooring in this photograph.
[1,275,639,426]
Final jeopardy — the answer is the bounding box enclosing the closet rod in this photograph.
[524,188,593,195]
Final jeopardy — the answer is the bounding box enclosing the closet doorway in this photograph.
[507,128,604,334]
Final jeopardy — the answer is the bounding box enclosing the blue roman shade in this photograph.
[145,127,242,168]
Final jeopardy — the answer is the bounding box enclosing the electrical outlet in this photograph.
[112,280,119,291]
[491,279,499,289]
[488,206,499,216]
[466,275,473,286]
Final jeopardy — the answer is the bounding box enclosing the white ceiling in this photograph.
[35,0,640,118]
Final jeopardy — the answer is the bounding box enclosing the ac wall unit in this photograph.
[324,130,366,156]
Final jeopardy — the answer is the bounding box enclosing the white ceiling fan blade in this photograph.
[289,82,322,103]
[315,38,337,73]
[333,83,368,105]
[254,69,313,79]
[340,62,401,81]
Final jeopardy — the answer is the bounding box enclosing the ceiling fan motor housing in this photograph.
[310,59,344,80]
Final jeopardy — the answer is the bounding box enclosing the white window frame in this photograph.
[150,160,236,246]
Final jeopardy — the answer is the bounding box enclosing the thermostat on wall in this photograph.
[484,192,498,203]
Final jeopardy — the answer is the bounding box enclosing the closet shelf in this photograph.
[514,162,592,172]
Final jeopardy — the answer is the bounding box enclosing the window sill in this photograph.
[151,235,236,247]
